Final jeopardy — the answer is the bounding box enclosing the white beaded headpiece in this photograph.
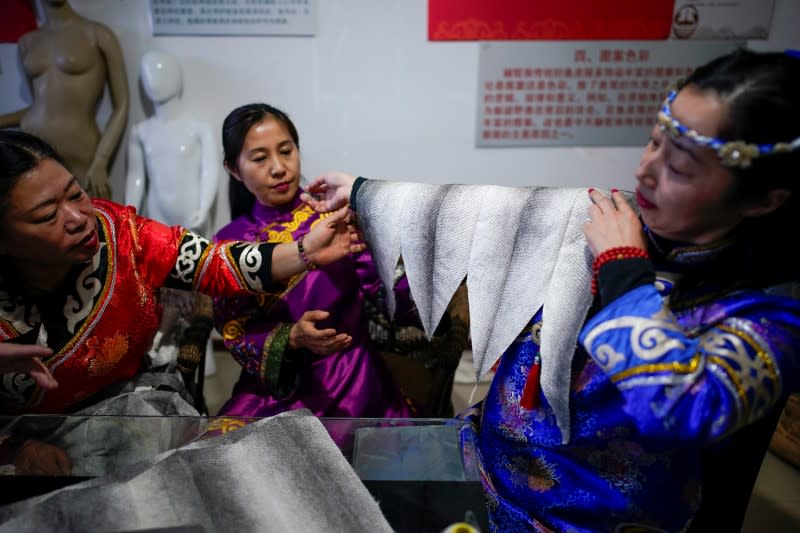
[657,89,800,168]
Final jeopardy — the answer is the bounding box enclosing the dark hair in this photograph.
[672,49,800,297]
[0,129,65,223]
[685,49,800,203]
[221,103,300,220]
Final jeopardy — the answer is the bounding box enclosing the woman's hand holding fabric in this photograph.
[289,310,352,356]
[303,204,366,265]
[583,189,647,256]
[301,171,357,213]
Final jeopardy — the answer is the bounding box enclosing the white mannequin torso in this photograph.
[132,117,210,229]
[125,50,218,234]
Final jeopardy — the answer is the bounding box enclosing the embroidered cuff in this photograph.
[258,322,302,399]
[350,176,368,212]
[597,257,655,306]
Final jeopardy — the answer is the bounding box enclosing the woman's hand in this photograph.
[271,204,365,281]
[289,310,353,356]
[303,204,366,266]
[13,439,72,476]
[301,171,357,213]
[583,189,647,256]
[0,343,58,390]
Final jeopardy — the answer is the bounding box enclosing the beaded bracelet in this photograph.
[296,234,318,271]
[591,246,649,295]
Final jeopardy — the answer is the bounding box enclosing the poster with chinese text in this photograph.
[476,41,742,148]
[149,0,316,36]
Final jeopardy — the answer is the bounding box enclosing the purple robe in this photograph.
[212,192,413,420]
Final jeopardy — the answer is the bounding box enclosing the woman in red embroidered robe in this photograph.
[0,130,361,469]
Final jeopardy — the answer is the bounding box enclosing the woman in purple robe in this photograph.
[212,103,413,419]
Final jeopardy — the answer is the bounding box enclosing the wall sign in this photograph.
[149,0,316,36]
[671,0,775,40]
[476,41,742,147]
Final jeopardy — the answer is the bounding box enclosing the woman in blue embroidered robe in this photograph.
[464,50,800,532]
[304,50,800,532]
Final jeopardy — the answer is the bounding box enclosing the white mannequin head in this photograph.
[140,50,182,104]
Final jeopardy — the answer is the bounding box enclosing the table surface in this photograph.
[0,415,489,532]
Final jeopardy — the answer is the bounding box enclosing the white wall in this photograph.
[2,0,798,232]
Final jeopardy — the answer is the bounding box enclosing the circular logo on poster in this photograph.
[673,4,699,39]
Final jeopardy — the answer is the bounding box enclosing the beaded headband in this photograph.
[656,89,800,168]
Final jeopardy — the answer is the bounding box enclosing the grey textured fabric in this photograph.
[356,180,603,443]
[0,368,202,477]
[47,389,203,477]
[0,410,393,532]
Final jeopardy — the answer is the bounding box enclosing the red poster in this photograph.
[0,0,37,43]
[429,0,674,41]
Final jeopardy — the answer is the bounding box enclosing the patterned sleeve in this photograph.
[180,233,301,395]
[212,291,302,397]
[205,222,301,396]
[121,205,278,296]
[130,210,297,393]
[579,284,800,445]
[159,233,277,296]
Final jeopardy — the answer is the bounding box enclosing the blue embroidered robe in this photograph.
[459,236,800,532]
